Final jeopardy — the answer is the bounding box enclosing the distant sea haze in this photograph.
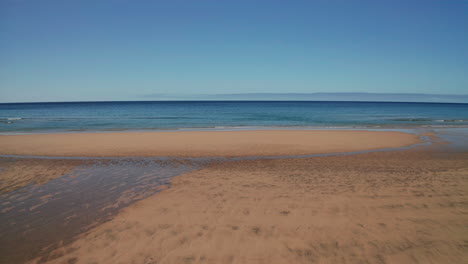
[1,101,468,134]
[141,93,468,104]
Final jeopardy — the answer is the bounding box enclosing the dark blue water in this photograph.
[1,101,468,133]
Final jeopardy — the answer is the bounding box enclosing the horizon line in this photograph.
[3,92,468,104]
[1,100,468,105]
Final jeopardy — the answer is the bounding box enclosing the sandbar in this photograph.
[0,130,420,157]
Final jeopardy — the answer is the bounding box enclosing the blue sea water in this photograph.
[0,101,468,134]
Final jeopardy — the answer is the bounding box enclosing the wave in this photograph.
[388,118,434,122]
[434,119,468,122]
[388,118,468,122]
[0,117,22,123]
[0,117,193,121]
[0,117,23,121]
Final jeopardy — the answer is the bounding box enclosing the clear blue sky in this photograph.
[1,0,467,102]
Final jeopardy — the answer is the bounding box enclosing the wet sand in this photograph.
[0,158,197,264]
[0,130,419,157]
[0,130,467,263]
[0,158,82,194]
[27,150,468,263]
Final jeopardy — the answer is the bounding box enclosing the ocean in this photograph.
[1,101,468,134]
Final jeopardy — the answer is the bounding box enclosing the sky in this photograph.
[1,0,467,102]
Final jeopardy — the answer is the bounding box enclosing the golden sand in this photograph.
[0,130,420,157]
[31,150,468,264]
[3,130,467,264]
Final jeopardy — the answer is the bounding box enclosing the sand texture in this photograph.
[0,158,82,194]
[0,130,420,157]
[31,149,468,264]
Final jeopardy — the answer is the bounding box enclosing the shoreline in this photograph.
[0,130,421,158]
[0,129,467,263]
[1,125,468,136]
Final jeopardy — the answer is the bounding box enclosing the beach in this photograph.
[0,130,419,157]
[0,130,467,264]
[3,0,468,262]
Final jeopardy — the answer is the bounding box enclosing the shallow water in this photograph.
[0,159,198,263]
[431,128,468,151]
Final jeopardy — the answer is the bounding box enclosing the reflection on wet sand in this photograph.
[0,158,198,264]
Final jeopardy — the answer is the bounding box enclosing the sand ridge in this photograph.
[0,130,420,157]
